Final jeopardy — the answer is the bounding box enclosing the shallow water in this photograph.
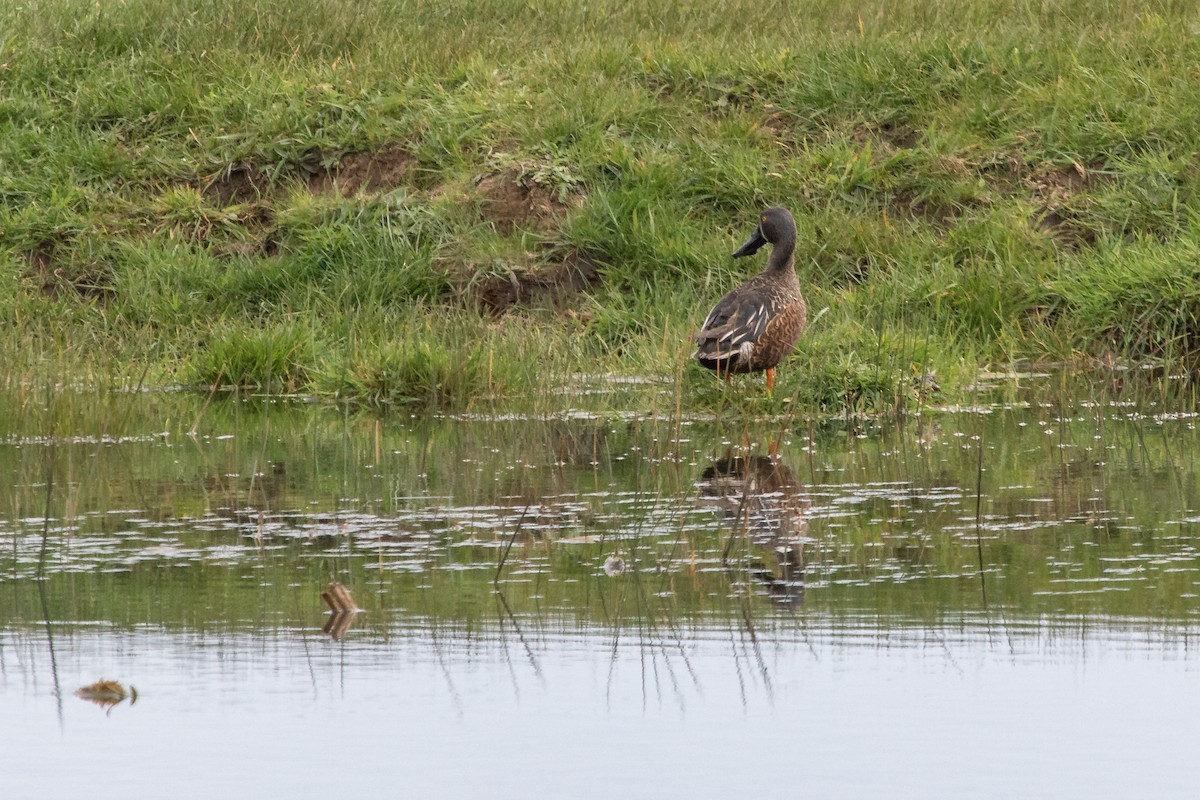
[3,390,1199,798]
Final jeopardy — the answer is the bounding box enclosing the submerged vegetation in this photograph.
[3,0,1200,411]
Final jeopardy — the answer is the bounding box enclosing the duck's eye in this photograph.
[760,214,768,224]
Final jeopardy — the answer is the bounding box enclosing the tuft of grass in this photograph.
[1043,237,1200,362]
[188,323,315,392]
[327,340,490,409]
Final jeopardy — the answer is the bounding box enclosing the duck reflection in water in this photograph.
[698,448,808,605]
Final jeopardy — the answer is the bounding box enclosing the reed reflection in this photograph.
[698,447,808,605]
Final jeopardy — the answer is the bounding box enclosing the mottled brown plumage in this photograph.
[692,207,808,392]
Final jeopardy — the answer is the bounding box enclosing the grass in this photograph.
[4,0,1200,412]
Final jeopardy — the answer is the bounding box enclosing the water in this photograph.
[2,390,1199,798]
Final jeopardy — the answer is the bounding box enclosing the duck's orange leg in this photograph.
[765,367,775,395]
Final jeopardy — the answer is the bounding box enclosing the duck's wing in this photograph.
[694,292,772,359]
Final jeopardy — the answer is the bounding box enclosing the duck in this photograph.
[692,207,808,393]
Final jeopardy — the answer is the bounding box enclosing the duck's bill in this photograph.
[732,227,767,257]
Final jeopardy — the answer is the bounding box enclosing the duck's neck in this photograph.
[766,229,797,274]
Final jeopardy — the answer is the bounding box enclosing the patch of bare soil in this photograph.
[854,122,923,152]
[190,167,271,263]
[307,145,416,196]
[203,145,417,205]
[25,240,113,302]
[197,146,415,259]
[209,226,280,261]
[27,244,60,297]
[887,190,962,229]
[473,169,582,234]
[203,163,271,206]
[1026,161,1105,247]
[469,250,603,313]
[759,108,792,142]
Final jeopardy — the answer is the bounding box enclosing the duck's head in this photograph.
[732,206,795,258]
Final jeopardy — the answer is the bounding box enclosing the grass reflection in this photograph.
[1,389,1198,635]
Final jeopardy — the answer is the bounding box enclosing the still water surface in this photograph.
[2,389,1198,798]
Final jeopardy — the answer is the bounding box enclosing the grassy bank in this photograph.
[3,0,1200,412]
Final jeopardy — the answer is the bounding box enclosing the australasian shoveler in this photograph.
[692,207,808,394]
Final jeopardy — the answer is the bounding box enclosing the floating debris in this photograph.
[321,582,358,613]
[75,679,137,712]
[321,582,360,640]
[603,555,626,576]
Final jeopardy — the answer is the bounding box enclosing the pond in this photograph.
[2,384,1199,798]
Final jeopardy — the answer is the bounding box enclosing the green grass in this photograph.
[4,0,1200,412]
